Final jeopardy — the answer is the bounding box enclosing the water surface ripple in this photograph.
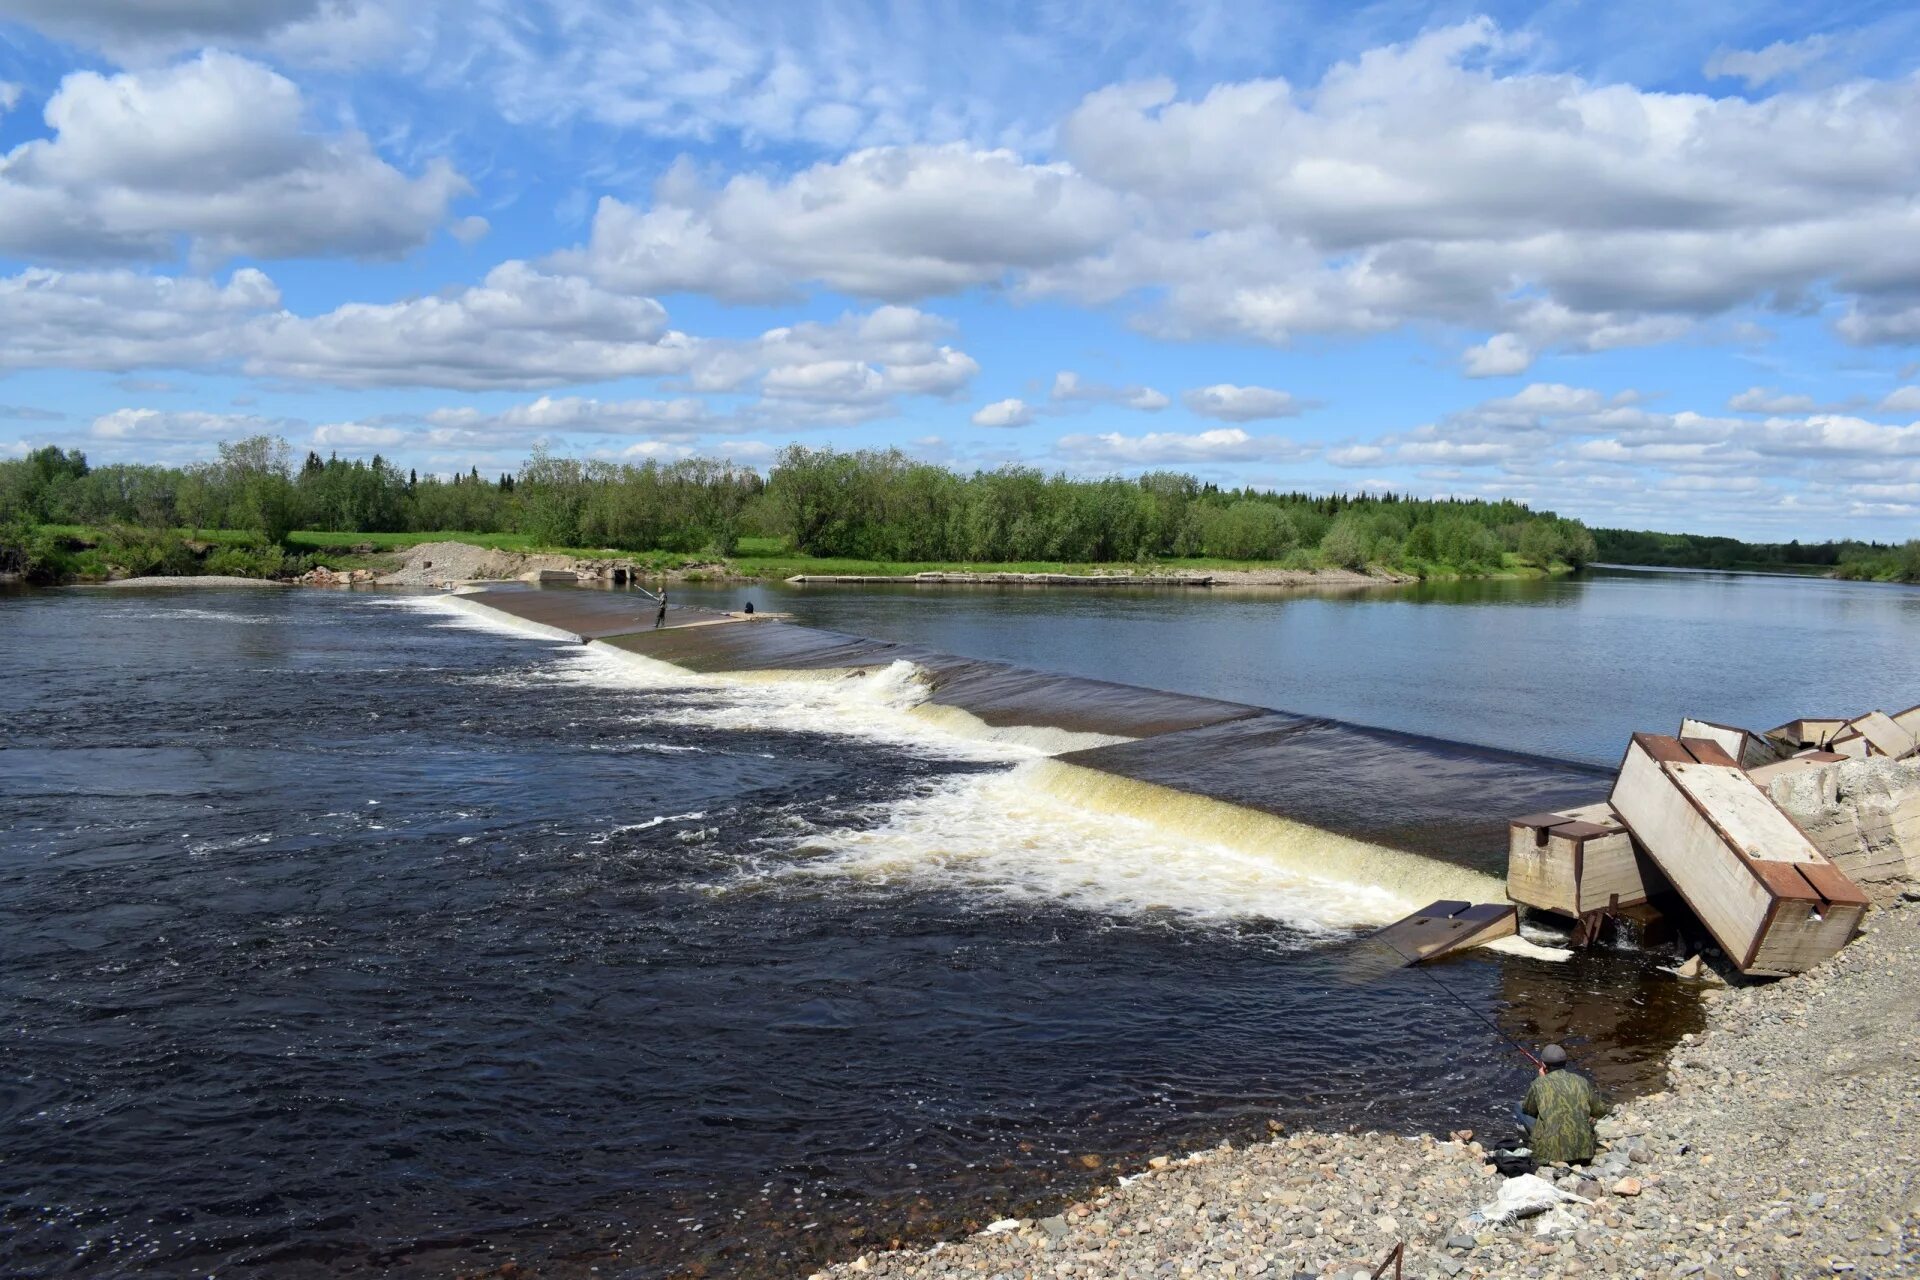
[1,586,1700,1278]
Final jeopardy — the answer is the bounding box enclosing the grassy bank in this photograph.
[715,537,1566,582]
[2,525,1575,585]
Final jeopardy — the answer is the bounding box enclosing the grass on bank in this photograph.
[6,524,1576,585]
[713,537,1565,581]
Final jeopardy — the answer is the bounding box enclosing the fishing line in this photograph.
[1375,935,1545,1068]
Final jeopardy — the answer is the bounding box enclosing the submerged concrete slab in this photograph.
[1058,714,1609,868]
[462,583,1609,871]
[601,616,1260,739]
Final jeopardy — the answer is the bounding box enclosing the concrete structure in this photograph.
[1678,718,1783,770]
[1507,802,1661,921]
[1764,717,1850,751]
[1609,734,1868,976]
[1764,756,1920,888]
[1828,710,1918,761]
[1368,900,1518,964]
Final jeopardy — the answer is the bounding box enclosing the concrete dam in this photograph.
[440,584,1610,922]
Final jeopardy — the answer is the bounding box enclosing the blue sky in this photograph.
[3,1,1920,540]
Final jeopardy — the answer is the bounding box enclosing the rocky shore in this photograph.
[817,900,1919,1280]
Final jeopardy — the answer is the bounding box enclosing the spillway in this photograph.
[446,585,1608,908]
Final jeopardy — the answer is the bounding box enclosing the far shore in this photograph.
[7,526,1586,590]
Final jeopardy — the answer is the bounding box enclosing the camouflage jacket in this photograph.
[1521,1069,1608,1164]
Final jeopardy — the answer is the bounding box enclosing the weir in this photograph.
[448,585,1609,907]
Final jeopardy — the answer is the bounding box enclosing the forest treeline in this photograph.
[1592,527,1920,583]
[0,438,1600,578]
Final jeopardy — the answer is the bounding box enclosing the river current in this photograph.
[9,569,1909,1277]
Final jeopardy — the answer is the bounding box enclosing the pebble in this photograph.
[810,900,1920,1280]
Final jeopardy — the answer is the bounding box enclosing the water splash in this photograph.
[763,763,1409,935]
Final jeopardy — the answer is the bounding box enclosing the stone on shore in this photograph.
[812,899,1920,1280]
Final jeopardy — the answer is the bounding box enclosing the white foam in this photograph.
[387,592,583,644]
[1484,935,1574,962]
[426,593,1133,757]
[762,764,1409,935]
[128,607,277,626]
[582,646,1076,762]
[414,590,1523,943]
[592,811,709,843]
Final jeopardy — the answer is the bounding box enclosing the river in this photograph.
[3,567,1912,1277]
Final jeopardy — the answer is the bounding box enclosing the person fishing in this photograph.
[1517,1043,1608,1164]
[654,588,668,629]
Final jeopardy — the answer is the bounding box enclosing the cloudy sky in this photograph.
[3,1,1920,539]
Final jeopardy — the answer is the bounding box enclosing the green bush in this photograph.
[94,526,198,577]
[1200,501,1299,558]
[1318,516,1371,570]
[204,545,288,578]
[0,518,61,581]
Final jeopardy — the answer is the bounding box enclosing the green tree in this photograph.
[518,447,586,547]
[217,436,297,542]
[1318,515,1371,570]
[1518,520,1561,569]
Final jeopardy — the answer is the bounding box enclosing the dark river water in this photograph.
[8,568,1907,1278]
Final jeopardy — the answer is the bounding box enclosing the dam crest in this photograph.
[427,586,1607,935]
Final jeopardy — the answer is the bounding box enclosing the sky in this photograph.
[2,2,1920,541]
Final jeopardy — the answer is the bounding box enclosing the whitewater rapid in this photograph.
[394,592,1535,942]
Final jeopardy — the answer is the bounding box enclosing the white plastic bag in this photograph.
[1466,1174,1592,1226]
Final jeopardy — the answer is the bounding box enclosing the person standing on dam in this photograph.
[654,588,668,629]
[1517,1043,1608,1164]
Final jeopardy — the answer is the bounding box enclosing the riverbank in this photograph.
[814,898,1919,1280]
[782,567,1423,587]
[379,542,1436,589]
[5,525,1568,587]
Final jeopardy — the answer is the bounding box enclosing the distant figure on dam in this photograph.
[743,600,754,616]
[1517,1043,1608,1163]
[655,589,668,629]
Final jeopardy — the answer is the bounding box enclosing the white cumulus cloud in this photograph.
[1462,334,1534,378]
[972,398,1034,428]
[0,267,280,372]
[1729,387,1820,414]
[89,407,298,442]
[312,422,407,448]
[1181,383,1306,421]
[1050,370,1169,411]
[0,0,405,67]
[0,52,467,262]
[247,262,693,389]
[1055,427,1310,466]
[555,147,1125,303]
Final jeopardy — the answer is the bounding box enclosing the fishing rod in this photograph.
[1375,935,1545,1069]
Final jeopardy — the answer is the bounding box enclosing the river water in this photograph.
[3,568,1912,1278]
[674,567,1920,766]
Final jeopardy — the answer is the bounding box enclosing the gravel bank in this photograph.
[818,901,1919,1280]
[375,541,748,586]
[82,575,288,589]
[376,541,591,586]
